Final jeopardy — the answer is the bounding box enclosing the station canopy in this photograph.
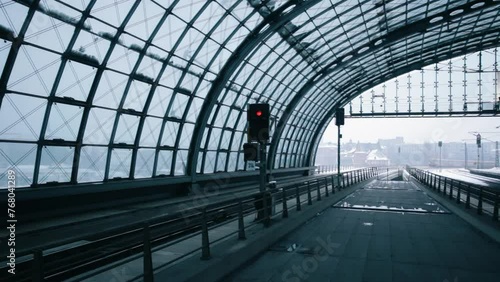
[0,0,499,188]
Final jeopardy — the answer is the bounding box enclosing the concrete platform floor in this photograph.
[224,180,500,282]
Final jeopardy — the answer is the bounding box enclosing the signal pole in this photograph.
[476,134,481,169]
[337,125,341,180]
[464,142,468,169]
[336,108,345,187]
[496,141,499,167]
[259,142,266,193]
[438,141,442,172]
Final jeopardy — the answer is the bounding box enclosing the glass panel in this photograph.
[174,150,187,176]
[161,122,180,147]
[115,114,140,144]
[94,70,129,109]
[157,150,173,176]
[140,117,163,147]
[8,45,60,96]
[83,108,116,145]
[78,146,107,183]
[39,146,74,184]
[46,103,83,141]
[0,94,46,141]
[109,149,132,179]
[135,149,155,178]
[56,61,97,101]
[0,143,37,188]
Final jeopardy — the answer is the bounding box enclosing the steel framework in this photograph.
[0,0,499,188]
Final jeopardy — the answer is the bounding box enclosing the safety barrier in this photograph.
[407,166,499,222]
[13,168,379,282]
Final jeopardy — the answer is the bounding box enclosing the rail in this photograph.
[0,168,378,282]
[407,166,499,221]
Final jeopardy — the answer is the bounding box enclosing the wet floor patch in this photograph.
[334,181,449,214]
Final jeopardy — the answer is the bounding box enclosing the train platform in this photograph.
[225,179,500,282]
[0,172,337,258]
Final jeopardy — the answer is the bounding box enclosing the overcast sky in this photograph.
[321,117,500,144]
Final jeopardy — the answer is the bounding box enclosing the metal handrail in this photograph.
[406,166,499,221]
[3,167,378,282]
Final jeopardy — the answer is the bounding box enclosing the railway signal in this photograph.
[247,104,270,143]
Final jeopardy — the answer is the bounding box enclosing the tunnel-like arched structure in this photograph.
[0,0,499,188]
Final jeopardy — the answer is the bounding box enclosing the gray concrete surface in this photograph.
[225,180,500,282]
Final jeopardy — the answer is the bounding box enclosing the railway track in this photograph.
[1,170,371,282]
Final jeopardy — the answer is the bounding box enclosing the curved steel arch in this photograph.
[268,0,500,170]
[0,0,499,189]
[305,39,500,168]
[186,0,322,180]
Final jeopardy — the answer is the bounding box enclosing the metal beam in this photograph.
[186,0,322,181]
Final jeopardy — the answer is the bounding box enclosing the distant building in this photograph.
[366,149,390,167]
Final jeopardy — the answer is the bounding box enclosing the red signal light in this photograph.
[256,110,263,117]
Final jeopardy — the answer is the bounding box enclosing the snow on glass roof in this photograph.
[0,0,499,188]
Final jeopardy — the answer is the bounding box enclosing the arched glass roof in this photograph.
[0,0,499,188]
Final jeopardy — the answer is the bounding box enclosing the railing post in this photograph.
[449,179,454,199]
[238,200,246,239]
[466,184,471,209]
[295,184,301,211]
[493,192,499,221]
[282,188,288,218]
[477,187,483,215]
[201,207,211,260]
[307,182,312,205]
[456,182,461,204]
[437,176,441,193]
[143,224,154,282]
[324,177,329,197]
[32,250,43,282]
[331,175,335,194]
[316,180,322,201]
[263,192,270,227]
[443,178,447,195]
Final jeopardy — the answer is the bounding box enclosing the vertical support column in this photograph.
[263,191,270,227]
[437,175,441,193]
[282,188,288,218]
[307,182,312,205]
[331,175,335,194]
[466,184,471,209]
[259,142,266,193]
[443,178,447,195]
[324,177,329,197]
[493,192,499,221]
[143,224,154,282]
[449,179,454,199]
[477,187,483,215]
[295,184,301,211]
[337,123,341,191]
[238,200,246,239]
[32,250,43,282]
[201,207,211,260]
[316,180,322,201]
